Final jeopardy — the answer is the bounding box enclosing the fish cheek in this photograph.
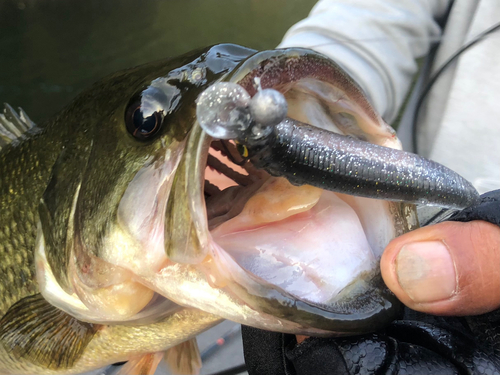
[69,141,159,316]
[39,119,160,319]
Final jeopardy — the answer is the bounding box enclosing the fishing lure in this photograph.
[196,82,479,210]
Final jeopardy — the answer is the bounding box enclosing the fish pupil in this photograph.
[133,108,158,135]
[125,101,163,140]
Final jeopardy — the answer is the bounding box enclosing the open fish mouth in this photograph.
[153,48,418,335]
[204,139,396,308]
[34,46,416,336]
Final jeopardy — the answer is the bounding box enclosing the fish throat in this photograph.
[203,136,398,307]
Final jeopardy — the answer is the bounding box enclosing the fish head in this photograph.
[37,45,418,335]
[36,44,256,322]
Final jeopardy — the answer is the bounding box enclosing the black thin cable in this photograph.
[412,21,500,153]
[206,363,248,375]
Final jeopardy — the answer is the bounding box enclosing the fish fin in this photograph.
[0,103,35,149]
[114,352,164,375]
[0,293,100,370]
[164,338,202,375]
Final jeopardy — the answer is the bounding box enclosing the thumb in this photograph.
[381,220,500,316]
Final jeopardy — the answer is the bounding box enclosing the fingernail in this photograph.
[396,241,457,303]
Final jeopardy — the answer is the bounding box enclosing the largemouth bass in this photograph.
[0,44,418,374]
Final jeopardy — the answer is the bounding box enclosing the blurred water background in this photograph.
[0,0,318,374]
[0,0,317,122]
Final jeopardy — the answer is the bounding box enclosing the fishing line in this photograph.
[411,21,500,153]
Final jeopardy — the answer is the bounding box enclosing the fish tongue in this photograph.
[204,178,322,289]
[212,177,322,233]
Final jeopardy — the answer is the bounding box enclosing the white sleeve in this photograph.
[278,0,451,123]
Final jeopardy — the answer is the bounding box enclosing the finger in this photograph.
[381,220,500,316]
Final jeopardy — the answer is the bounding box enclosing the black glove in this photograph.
[242,190,500,375]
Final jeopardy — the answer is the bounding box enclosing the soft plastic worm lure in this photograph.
[196,82,479,210]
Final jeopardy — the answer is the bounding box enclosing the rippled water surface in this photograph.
[0,0,317,122]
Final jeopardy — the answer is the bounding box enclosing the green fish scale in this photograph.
[0,131,53,316]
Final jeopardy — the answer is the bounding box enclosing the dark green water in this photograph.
[0,0,317,122]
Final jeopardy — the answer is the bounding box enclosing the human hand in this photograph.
[295,219,500,345]
[295,190,500,346]
[381,191,500,316]
[295,215,500,346]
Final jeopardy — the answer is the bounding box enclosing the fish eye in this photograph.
[125,80,182,141]
[125,99,164,141]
